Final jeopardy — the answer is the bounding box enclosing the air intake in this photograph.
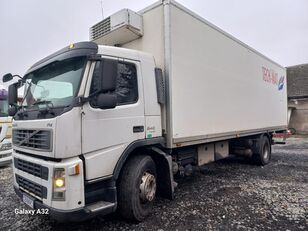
[13,129,52,151]
[90,9,143,46]
[90,17,111,41]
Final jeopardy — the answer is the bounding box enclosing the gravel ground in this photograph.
[0,138,307,230]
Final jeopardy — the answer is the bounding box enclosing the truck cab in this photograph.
[7,42,168,222]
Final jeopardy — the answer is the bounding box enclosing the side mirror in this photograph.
[100,59,117,92]
[96,93,117,109]
[8,83,18,105]
[3,73,13,83]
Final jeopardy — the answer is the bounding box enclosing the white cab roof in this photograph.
[98,45,153,62]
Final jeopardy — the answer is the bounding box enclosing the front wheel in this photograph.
[118,155,157,221]
[252,135,271,165]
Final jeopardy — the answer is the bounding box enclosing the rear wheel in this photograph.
[118,155,157,221]
[252,135,271,165]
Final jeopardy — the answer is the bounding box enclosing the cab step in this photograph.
[85,201,116,213]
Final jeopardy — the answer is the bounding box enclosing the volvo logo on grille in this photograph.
[13,129,51,151]
[18,130,40,146]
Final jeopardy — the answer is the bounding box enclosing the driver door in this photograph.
[81,57,145,180]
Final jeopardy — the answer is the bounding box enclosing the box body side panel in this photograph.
[170,4,287,143]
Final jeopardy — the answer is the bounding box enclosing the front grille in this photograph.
[13,129,52,151]
[16,174,47,199]
[14,158,48,180]
[90,17,111,40]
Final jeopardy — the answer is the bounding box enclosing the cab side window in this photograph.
[90,60,138,107]
[116,62,138,105]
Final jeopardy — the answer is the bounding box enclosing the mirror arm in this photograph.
[17,78,27,85]
[73,89,103,106]
[12,74,23,80]
[73,96,89,106]
[73,89,116,107]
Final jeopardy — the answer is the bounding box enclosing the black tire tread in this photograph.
[252,135,271,166]
[118,155,156,221]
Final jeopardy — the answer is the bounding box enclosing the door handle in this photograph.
[133,126,144,133]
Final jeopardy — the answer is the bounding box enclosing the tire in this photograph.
[252,135,271,165]
[118,155,157,221]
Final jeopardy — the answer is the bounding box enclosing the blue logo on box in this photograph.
[278,76,285,91]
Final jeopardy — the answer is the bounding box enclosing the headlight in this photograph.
[0,143,12,151]
[53,168,66,200]
[55,178,65,188]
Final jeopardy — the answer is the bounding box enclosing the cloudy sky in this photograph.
[0,0,307,88]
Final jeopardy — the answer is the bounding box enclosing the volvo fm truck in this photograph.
[3,0,287,222]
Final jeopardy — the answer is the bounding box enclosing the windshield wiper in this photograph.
[32,100,52,106]
[33,100,54,113]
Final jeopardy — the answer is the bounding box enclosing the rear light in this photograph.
[272,132,291,137]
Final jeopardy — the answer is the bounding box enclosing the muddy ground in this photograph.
[0,138,307,230]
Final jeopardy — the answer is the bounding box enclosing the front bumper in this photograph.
[13,151,86,210]
[14,186,116,222]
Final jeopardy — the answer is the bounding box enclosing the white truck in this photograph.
[4,0,287,222]
[0,89,12,167]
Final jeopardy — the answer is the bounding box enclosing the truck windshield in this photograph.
[22,56,86,109]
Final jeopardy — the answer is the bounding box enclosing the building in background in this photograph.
[287,64,308,135]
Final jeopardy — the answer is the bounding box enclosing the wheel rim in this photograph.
[139,172,156,203]
[263,143,269,160]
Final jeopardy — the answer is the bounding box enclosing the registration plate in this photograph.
[22,194,34,209]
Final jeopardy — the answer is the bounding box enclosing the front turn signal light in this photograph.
[68,163,80,176]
